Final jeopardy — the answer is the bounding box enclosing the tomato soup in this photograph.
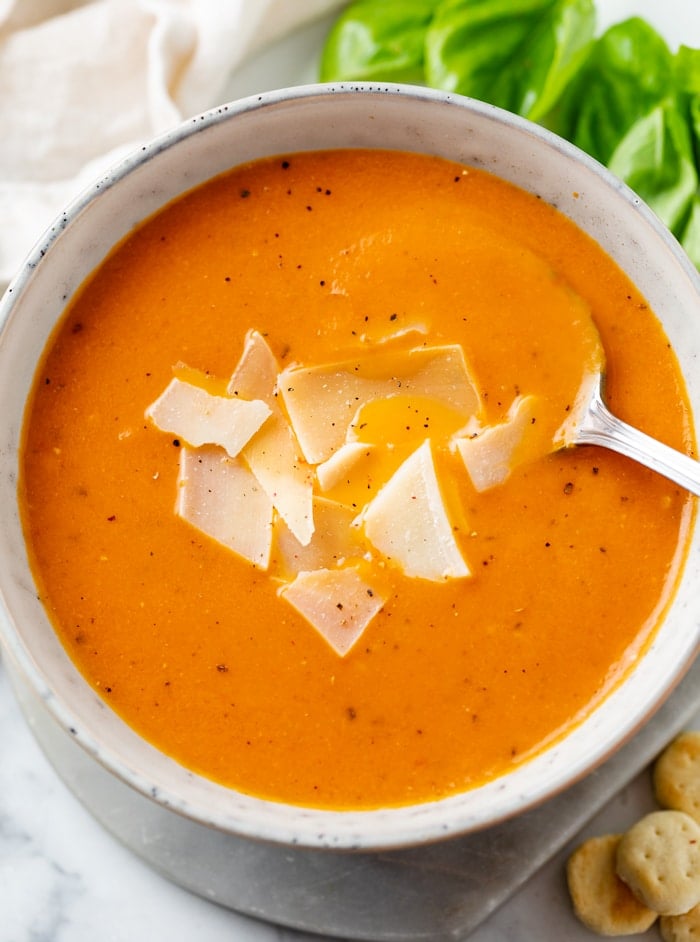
[19,149,694,810]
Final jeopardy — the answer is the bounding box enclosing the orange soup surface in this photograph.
[20,149,695,810]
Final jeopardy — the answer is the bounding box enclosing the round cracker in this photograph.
[616,810,700,916]
[566,833,658,936]
[660,903,700,942]
[654,731,700,824]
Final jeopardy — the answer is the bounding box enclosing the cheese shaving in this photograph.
[279,567,385,656]
[146,376,270,458]
[176,445,273,569]
[452,394,545,491]
[354,439,470,582]
[316,442,377,493]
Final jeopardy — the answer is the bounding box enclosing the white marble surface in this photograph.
[2,2,700,940]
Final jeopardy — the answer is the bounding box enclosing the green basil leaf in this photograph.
[547,18,675,165]
[424,0,595,122]
[608,100,698,237]
[674,45,700,97]
[678,195,700,269]
[689,88,700,156]
[676,92,700,267]
[319,0,439,83]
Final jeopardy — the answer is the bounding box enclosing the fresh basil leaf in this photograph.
[676,87,700,266]
[424,0,595,122]
[674,45,700,97]
[678,196,700,269]
[319,0,439,83]
[688,85,700,159]
[547,18,675,165]
[608,100,698,237]
[605,42,700,247]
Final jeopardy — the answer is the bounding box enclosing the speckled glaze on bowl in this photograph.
[0,85,698,939]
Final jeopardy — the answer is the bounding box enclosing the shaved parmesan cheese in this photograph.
[279,344,480,464]
[228,330,314,545]
[146,377,270,459]
[274,497,366,577]
[453,394,544,491]
[177,445,273,569]
[316,439,411,509]
[279,567,384,656]
[316,442,377,492]
[226,329,279,403]
[355,440,470,582]
[244,423,315,545]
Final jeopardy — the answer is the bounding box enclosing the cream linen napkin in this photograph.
[0,0,345,288]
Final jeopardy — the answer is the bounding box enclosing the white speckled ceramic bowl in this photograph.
[0,85,698,939]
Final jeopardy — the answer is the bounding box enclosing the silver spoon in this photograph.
[556,370,700,497]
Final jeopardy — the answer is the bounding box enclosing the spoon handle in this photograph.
[576,388,700,497]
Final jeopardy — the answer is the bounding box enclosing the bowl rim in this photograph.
[0,81,699,851]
